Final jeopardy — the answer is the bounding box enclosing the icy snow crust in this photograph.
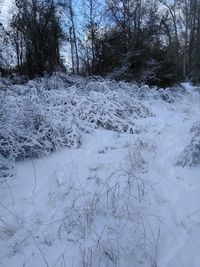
[0,75,200,267]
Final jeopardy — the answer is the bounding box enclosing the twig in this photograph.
[29,231,50,267]
[31,159,37,193]
[5,180,14,206]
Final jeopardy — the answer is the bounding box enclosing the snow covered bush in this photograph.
[157,86,188,103]
[177,121,200,167]
[0,155,15,178]
[0,73,185,177]
[0,74,155,170]
[0,90,81,161]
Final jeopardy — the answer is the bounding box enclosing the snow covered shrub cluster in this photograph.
[0,155,15,178]
[0,74,154,171]
[0,73,186,177]
[130,83,187,103]
[156,86,187,103]
[0,88,80,160]
[177,121,200,167]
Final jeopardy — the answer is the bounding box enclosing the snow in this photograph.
[0,76,200,266]
[0,75,153,168]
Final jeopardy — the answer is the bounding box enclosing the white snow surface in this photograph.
[0,76,200,267]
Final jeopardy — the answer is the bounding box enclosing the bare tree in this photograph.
[59,0,80,74]
[81,0,102,74]
[160,0,181,80]
[10,0,63,77]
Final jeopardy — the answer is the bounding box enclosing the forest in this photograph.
[1,0,200,86]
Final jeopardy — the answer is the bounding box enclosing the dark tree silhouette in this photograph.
[10,0,63,77]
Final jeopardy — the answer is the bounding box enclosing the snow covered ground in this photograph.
[0,76,200,267]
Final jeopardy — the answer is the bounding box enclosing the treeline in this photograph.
[1,0,200,86]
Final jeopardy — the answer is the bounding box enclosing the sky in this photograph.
[1,0,13,25]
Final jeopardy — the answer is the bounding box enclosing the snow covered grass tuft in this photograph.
[0,74,157,177]
[0,138,160,266]
[44,144,158,266]
[177,121,200,167]
[0,155,15,178]
[0,90,81,160]
[0,73,187,178]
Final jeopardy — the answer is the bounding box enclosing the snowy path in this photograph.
[141,87,200,267]
[0,85,200,267]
